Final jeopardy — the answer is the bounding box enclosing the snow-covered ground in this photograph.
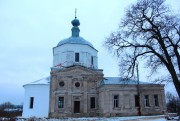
[15,115,173,121]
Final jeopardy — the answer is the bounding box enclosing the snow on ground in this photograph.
[16,115,169,121]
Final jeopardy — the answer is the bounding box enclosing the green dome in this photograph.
[71,18,80,26]
[57,36,94,48]
[57,17,95,49]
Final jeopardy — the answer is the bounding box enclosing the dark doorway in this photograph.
[74,101,80,113]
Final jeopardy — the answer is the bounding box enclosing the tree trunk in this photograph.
[169,66,180,98]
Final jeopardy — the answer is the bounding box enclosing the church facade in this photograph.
[22,17,166,118]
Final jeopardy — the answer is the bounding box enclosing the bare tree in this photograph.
[0,102,22,118]
[105,0,180,97]
[166,92,180,114]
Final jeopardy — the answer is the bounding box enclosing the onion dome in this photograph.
[71,18,80,27]
[57,17,94,48]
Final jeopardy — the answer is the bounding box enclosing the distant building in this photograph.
[22,17,166,118]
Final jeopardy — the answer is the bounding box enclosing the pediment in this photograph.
[52,65,103,77]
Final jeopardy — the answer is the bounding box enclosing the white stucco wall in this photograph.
[22,84,50,118]
[53,44,98,69]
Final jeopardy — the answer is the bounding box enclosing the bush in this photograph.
[166,92,180,115]
[0,102,23,118]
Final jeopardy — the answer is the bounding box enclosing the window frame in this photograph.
[75,82,80,87]
[58,97,64,108]
[75,53,79,62]
[91,56,93,65]
[90,97,95,109]
[144,95,150,107]
[59,81,65,87]
[154,95,159,107]
[29,97,34,109]
[134,95,140,107]
[113,95,119,108]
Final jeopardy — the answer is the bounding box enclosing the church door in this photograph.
[74,101,80,113]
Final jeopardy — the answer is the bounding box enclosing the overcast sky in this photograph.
[0,0,179,104]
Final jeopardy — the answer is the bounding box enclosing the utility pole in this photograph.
[136,63,141,116]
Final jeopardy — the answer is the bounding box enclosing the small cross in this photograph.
[75,8,77,18]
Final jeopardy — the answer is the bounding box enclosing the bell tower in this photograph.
[52,14,98,69]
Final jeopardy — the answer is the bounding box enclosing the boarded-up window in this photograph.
[90,97,95,109]
[29,97,34,109]
[66,51,74,66]
[81,52,86,65]
[94,56,97,68]
[87,53,91,65]
[124,95,130,108]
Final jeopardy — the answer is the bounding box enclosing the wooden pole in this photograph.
[136,63,141,116]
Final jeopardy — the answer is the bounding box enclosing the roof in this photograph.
[51,64,103,71]
[56,17,96,50]
[23,77,50,86]
[101,77,150,85]
[57,36,94,48]
[24,77,152,86]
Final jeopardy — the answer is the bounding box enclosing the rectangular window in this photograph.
[144,95,150,107]
[135,95,140,107]
[90,97,95,109]
[75,53,79,62]
[29,97,34,109]
[114,95,119,108]
[58,97,64,108]
[154,95,159,106]
[91,56,93,65]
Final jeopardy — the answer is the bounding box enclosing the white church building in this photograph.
[22,17,166,118]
